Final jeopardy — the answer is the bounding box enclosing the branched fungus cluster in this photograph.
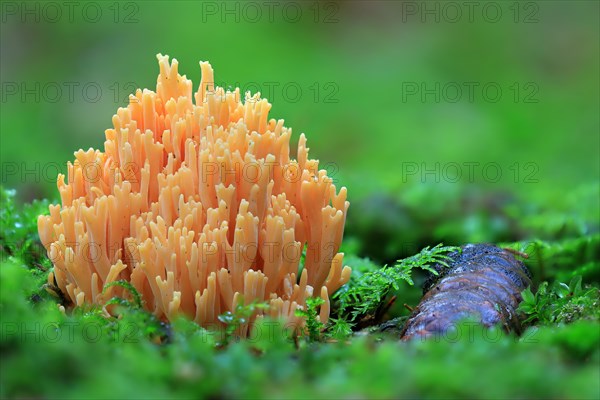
[38,55,350,335]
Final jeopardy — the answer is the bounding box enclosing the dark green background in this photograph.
[2,1,598,199]
[1,1,599,263]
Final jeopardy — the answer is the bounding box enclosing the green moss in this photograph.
[518,276,599,326]
[1,185,599,399]
[333,244,459,323]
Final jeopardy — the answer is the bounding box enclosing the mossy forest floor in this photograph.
[1,185,598,399]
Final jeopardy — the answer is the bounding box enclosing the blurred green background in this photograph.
[1,0,598,261]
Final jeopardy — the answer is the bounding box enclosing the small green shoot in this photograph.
[295,297,326,342]
[102,280,144,309]
[518,275,600,326]
[218,300,269,345]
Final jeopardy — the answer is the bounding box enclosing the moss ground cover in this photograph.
[1,185,598,399]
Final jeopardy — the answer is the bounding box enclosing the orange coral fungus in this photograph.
[38,54,350,334]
